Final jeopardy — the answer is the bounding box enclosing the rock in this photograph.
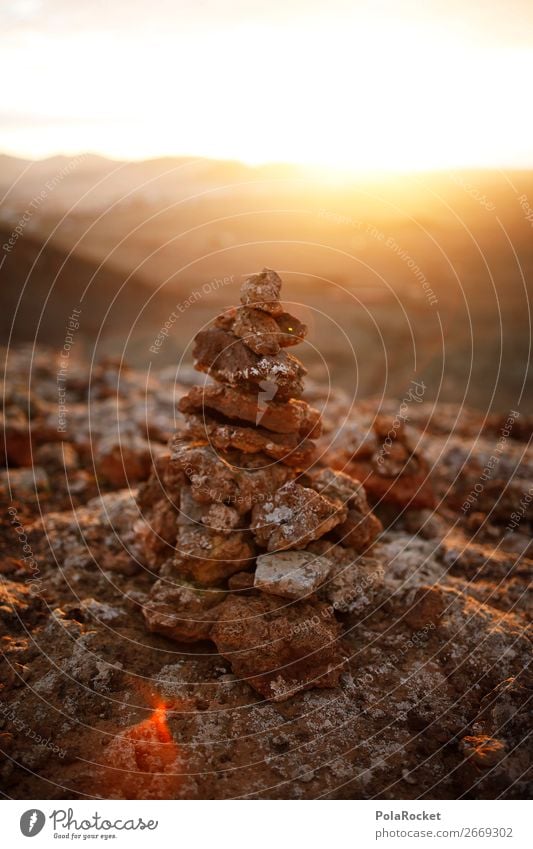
[171,439,294,514]
[254,550,333,599]
[34,442,79,472]
[308,468,382,551]
[192,327,306,401]
[179,383,321,436]
[333,508,382,551]
[275,312,308,347]
[211,593,344,700]
[0,467,49,504]
[1,332,532,800]
[232,307,283,355]
[177,485,241,531]
[134,497,179,570]
[183,413,317,467]
[376,532,445,599]
[95,434,160,487]
[459,673,532,797]
[240,268,283,316]
[227,571,255,591]
[0,411,33,466]
[222,306,308,355]
[143,579,225,642]
[172,525,255,586]
[404,586,445,629]
[251,481,346,551]
[0,580,45,636]
[27,489,146,576]
[307,540,385,614]
[200,502,242,532]
[136,453,182,511]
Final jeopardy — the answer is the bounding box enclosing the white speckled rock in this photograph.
[254,550,333,599]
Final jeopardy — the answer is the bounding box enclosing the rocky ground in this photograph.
[1,345,531,799]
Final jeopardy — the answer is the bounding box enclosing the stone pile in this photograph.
[137,269,383,700]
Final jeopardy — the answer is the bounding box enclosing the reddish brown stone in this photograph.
[276,312,307,347]
[192,327,305,401]
[179,384,321,437]
[240,268,283,316]
[134,497,179,569]
[183,413,317,467]
[1,411,33,466]
[347,458,435,510]
[95,434,157,487]
[227,571,255,591]
[143,579,225,642]
[214,307,237,331]
[232,307,282,355]
[173,524,255,586]
[211,593,344,700]
[251,481,346,551]
[307,468,382,550]
[216,306,308,356]
[171,438,294,514]
[177,485,242,531]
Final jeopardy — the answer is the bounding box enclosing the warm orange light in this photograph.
[99,698,183,799]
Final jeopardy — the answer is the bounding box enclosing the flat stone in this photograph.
[254,550,333,599]
[192,327,305,401]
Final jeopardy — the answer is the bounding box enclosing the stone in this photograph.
[201,502,242,532]
[172,524,255,586]
[136,454,183,512]
[133,497,179,570]
[254,550,333,599]
[179,383,321,437]
[307,468,382,550]
[143,579,225,643]
[341,414,435,511]
[171,438,294,514]
[35,441,79,472]
[211,593,344,701]
[333,508,382,551]
[183,413,317,467]
[232,307,282,355]
[192,327,306,401]
[251,481,346,551]
[227,571,255,591]
[0,410,33,466]
[219,306,308,356]
[308,467,368,510]
[177,485,241,530]
[276,312,308,347]
[308,540,385,614]
[95,434,158,487]
[240,268,283,315]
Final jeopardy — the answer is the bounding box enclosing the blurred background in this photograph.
[1,0,532,411]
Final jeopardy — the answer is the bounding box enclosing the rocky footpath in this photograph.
[0,273,531,799]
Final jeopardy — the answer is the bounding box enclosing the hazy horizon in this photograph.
[2,1,533,171]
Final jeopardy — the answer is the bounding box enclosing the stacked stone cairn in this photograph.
[136,269,383,701]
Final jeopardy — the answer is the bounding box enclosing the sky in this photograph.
[1,0,533,172]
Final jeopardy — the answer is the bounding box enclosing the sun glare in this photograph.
[1,17,532,171]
